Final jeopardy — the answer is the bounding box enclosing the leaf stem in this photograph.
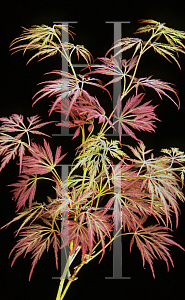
[121,50,142,100]
[59,46,81,95]
[25,129,31,146]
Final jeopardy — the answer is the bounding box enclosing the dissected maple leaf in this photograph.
[160,147,185,164]
[0,114,52,138]
[64,43,93,64]
[106,159,176,231]
[22,139,67,175]
[103,190,148,233]
[121,55,139,74]
[105,37,142,58]
[143,171,184,228]
[134,20,185,69]
[32,70,111,118]
[9,24,75,64]
[0,114,53,174]
[60,213,89,260]
[0,202,47,234]
[0,135,26,174]
[114,93,160,142]
[9,174,38,211]
[110,159,137,188]
[85,210,113,263]
[133,76,180,109]
[125,141,185,227]
[130,225,185,278]
[72,135,126,188]
[134,19,165,34]
[9,224,60,281]
[85,55,141,88]
[85,56,124,87]
[70,185,95,207]
[103,194,122,232]
[32,71,79,114]
[54,93,114,139]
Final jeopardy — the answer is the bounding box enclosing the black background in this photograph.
[1,1,185,300]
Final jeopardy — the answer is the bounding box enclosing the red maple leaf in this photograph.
[130,225,185,278]
[114,93,160,142]
[0,114,53,174]
[22,139,67,175]
[9,224,60,281]
[9,174,38,211]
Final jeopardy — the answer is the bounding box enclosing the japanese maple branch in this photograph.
[123,29,166,99]
[99,30,169,136]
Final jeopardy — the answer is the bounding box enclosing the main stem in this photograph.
[56,246,81,300]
